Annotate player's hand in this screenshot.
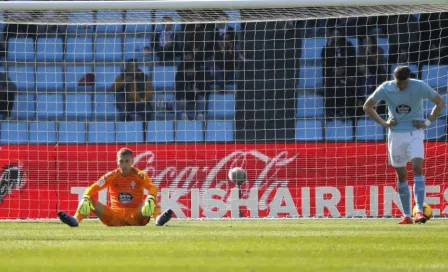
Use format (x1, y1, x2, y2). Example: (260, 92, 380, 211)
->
(383, 117, 396, 128)
(413, 120, 427, 129)
(77, 196, 95, 216)
(141, 195, 155, 217)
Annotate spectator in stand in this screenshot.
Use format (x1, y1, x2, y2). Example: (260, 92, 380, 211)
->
(0, 72, 17, 120)
(153, 16, 179, 63)
(419, 12, 448, 65)
(111, 59, 153, 121)
(324, 66, 358, 118)
(386, 14, 420, 64)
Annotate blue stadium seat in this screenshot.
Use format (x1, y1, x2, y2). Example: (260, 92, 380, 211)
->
(326, 120, 354, 141)
(348, 38, 358, 53)
(36, 94, 64, 120)
(116, 122, 144, 142)
(296, 94, 324, 117)
(7, 37, 34, 62)
(301, 38, 326, 60)
(356, 118, 385, 141)
(298, 65, 323, 89)
(152, 65, 176, 90)
(377, 38, 389, 57)
(421, 65, 448, 89)
(65, 37, 94, 62)
(206, 120, 234, 141)
(36, 65, 64, 91)
(11, 94, 35, 120)
(95, 65, 121, 91)
(390, 64, 418, 79)
(125, 37, 151, 60)
(94, 93, 120, 120)
(296, 120, 323, 140)
(424, 94, 447, 117)
(8, 65, 35, 91)
(29, 122, 57, 143)
(95, 37, 123, 62)
(0, 122, 28, 144)
(125, 10, 153, 33)
(58, 122, 86, 143)
(147, 121, 175, 142)
(0, 66, 4, 73)
(207, 93, 235, 119)
(36, 37, 64, 62)
(224, 10, 242, 31)
(96, 11, 123, 33)
(176, 121, 204, 142)
(426, 118, 447, 140)
(88, 122, 115, 143)
(67, 11, 94, 33)
(65, 94, 93, 120)
(65, 65, 94, 92)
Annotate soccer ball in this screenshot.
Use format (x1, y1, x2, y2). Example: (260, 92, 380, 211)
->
(228, 167, 247, 185)
(412, 203, 432, 222)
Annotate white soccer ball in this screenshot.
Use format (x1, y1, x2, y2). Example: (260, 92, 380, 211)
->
(228, 167, 247, 185)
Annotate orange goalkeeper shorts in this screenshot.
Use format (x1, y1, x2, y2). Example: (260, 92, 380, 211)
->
(99, 207, 151, 227)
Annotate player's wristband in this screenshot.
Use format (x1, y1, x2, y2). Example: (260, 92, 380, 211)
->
(424, 119, 432, 127)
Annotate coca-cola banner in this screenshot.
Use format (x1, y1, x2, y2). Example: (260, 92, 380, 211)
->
(0, 143, 447, 219)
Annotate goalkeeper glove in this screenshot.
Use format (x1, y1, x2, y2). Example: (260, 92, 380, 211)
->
(77, 196, 95, 216)
(141, 195, 156, 217)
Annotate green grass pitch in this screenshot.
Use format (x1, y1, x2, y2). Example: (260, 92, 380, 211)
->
(1, 219, 448, 271)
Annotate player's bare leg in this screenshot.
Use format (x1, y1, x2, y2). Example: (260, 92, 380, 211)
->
(411, 158, 426, 223)
(395, 166, 413, 224)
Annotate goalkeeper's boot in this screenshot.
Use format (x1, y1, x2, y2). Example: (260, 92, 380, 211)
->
(58, 211, 79, 227)
(397, 216, 413, 224)
(156, 209, 173, 226)
(414, 211, 427, 224)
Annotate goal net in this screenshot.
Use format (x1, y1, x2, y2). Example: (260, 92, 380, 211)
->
(0, 0, 447, 220)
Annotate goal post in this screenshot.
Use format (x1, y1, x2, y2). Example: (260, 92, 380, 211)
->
(0, 0, 447, 220)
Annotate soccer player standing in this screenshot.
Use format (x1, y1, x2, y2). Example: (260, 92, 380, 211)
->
(363, 66, 445, 224)
(58, 148, 172, 227)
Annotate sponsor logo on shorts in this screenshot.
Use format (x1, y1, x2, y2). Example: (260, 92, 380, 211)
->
(118, 192, 133, 203)
(396, 104, 411, 114)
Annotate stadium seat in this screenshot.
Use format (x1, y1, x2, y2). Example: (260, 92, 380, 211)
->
(152, 65, 176, 90)
(36, 94, 64, 120)
(146, 121, 175, 142)
(377, 37, 389, 57)
(176, 121, 204, 142)
(8, 65, 35, 91)
(88, 122, 115, 143)
(65, 64, 94, 92)
(67, 11, 94, 33)
(29, 122, 57, 143)
(206, 120, 234, 141)
(36, 37, 64, 62)
(58, 122, 86, 143)
(125, 37, 151, 60)
(390, 64, 418, 79)
(0, 122, 28, 144)
(298, 65, 323, 89)
(116, 122, 144, 142)
(11, 93, 35, 120)
(65, 94, 93, 120)
(95, 37, 123, 62)
(296, 94, 324, 117)
(7, 37, 34, 62)
(356, 118, 385, 141)
(348, 38, 358, 53)
(325, 119, 354, 141)
(96, 10, 123, 33)
(295, 120, 323, 140)
(65, 37, 94, 62)
(301, 38, 326, 60)
(93, 93, 120, 120)
(95, 65, 121, 91)
(125, 10, 153, 33)
(207, 93, 235, 119)
(36, 65, 64, 91)
(421, 65, 448, 89)
(426, 118, 447, 140)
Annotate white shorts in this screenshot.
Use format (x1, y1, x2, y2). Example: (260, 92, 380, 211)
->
(388, 130, 425, 168)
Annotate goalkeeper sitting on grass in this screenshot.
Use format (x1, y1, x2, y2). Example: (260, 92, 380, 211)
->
(58, 148, 172, 227)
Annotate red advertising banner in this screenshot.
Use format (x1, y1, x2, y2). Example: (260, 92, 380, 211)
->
(0, 143, 447, 219)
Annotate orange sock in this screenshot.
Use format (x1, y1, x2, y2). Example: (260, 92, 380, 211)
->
(74, 212, 87, 223)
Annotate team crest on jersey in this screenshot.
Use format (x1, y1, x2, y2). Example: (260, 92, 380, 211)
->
(396, 104, 411, 114)
(130, 181, 136, 189)
(97, 178, 105, 187)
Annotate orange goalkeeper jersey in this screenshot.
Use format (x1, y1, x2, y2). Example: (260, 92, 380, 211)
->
(84, 167, 157, 209)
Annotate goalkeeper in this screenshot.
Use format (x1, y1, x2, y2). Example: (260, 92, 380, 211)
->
(58, 148, 172, 227)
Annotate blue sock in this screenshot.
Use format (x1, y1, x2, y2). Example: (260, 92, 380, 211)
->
(414, 176, 425, 212)
(398, 181, 411, 217)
